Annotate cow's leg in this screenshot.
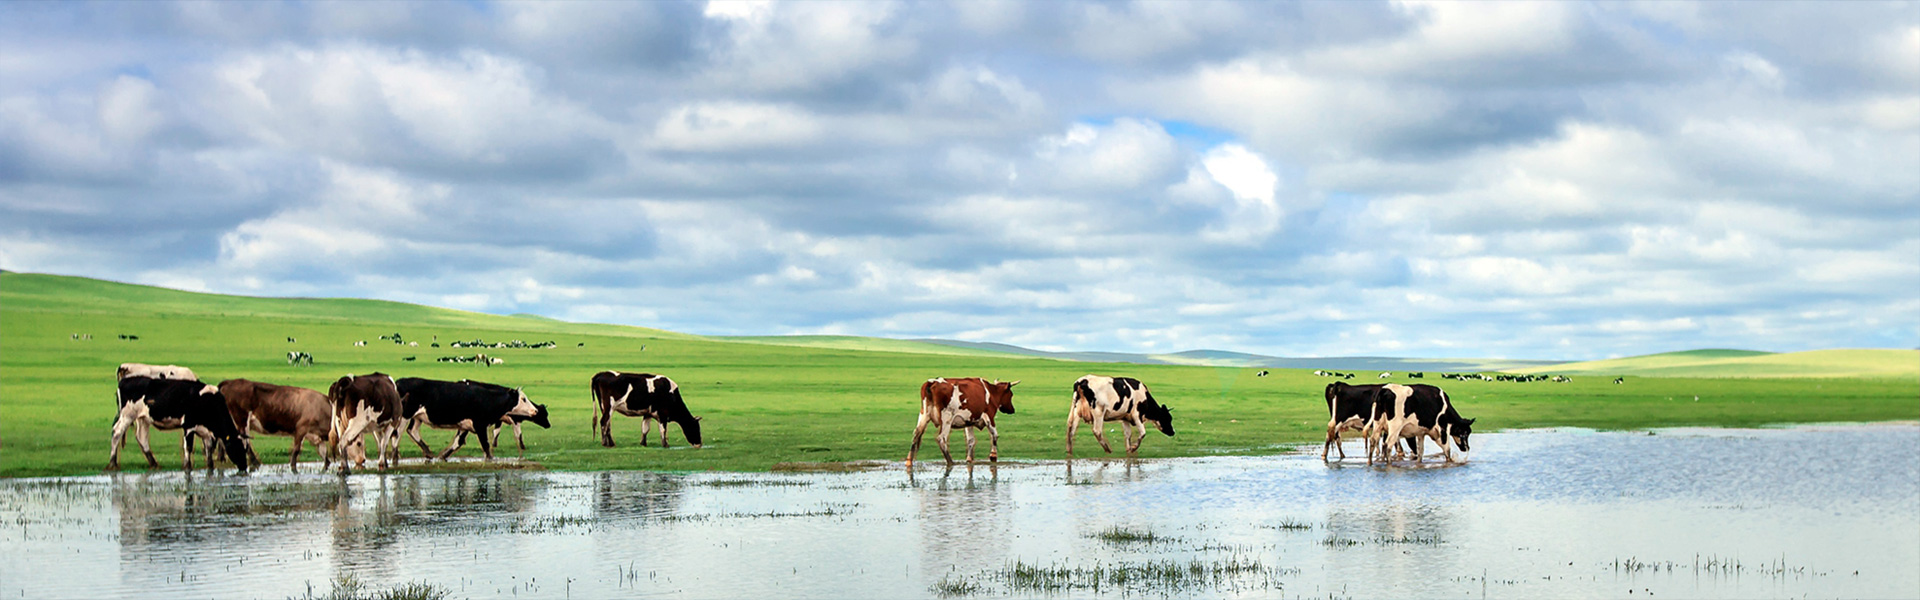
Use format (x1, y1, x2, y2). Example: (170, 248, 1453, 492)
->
(378, 425, 398, 469)
(1065, 408, 1081, 457)
(657, 418, 672, 449)
(599, 399, 616, 448)
(936, 420, 955, 465)
(987, 422, 1000, 462)
(476, 425, 494, 461)
(108, 411, 136, 470)
(1090, 409, 1114, 454)
(1322, 420, 1339, 461)
(963, 426, 977, 463)
(906, 411, 931, 466)
(1124, 419, 1142, 454)
(639, 414, 652, 446)
(512, 422, 526, 457)
(288, 435, 304, 473)
(181, 433, 194, 472)
(136, 422, 159, 468)
(406, 419, 435, 458)
(245, 435, 263, 470)
(438, 429, 469, 461)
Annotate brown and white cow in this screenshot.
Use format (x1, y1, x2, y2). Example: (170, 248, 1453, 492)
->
(1066, 375, 1174, 456)
(906, 377, 1017, 467)
(217, 379, 335, 473)
(328, 373, 404, 471)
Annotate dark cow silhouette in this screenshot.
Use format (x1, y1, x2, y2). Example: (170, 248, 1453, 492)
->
(396, 378, 549, 461)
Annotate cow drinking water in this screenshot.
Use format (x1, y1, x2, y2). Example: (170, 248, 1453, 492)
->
(329, 373, 404, 471)
(218, 379, 334, 473)
(110, 376, 250, 473)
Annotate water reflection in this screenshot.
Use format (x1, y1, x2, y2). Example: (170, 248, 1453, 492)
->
(0, 425, 1913, 599)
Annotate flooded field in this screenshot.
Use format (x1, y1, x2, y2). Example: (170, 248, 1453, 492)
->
(3, 424, 1915, 599)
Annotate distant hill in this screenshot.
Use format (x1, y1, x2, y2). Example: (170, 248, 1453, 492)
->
(911, 339, 1564, 373)
(1508, 349, 1917, 379)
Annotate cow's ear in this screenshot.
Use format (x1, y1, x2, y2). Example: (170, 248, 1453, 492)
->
(1465, 418, 1476, 425)
(695, 416, 703, 421)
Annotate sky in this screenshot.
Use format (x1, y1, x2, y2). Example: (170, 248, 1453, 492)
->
(1, 1, 1915, 360)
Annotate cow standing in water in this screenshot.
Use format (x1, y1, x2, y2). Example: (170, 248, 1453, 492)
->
(110, 376, 250, 473)
(589, 371, 703, 448)
(329, 373, 404, 471)
(1371, 383, 1476, 464)
(1066, 375, 1175, 456)
(218, 379, 335, 472)
(907, 377, 1017, 467)
(1322, 381, 1389, 461)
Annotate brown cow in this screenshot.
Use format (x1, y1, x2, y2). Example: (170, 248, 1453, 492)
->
(906, 377, 1018, 467)
(218, 379, 335, 473)
(328, 373, 403, 471)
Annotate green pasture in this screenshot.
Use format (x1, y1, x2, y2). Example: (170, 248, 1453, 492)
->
(1511, 348, 1919, 378)
(3, 272, 1916, 478)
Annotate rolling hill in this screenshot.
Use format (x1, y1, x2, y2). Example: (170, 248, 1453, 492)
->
(1508, 348, 1917, 379)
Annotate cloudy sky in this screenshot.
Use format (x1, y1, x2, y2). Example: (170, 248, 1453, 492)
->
(2, 1, 1915, 360)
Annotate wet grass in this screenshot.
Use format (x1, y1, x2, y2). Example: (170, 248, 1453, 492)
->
(1268, 518, 1313, 531)
(961, 556, 1290, 595)
(698, 478, 812, 488)
(1090, 525, 1175, 545)
(290, 575, 449, 600)
(6, 271, 1917, 477)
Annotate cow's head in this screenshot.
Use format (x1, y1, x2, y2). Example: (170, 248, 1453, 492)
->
(991, 380, 1019, 414)
(517, 389, 552, 428)
(1139, 398, 1175, 437)
(1451, 417, 1475, 452)
(681, 415, 703, 447)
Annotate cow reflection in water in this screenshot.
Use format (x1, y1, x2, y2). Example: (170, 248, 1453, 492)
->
(592, 472, 687, 521)
(114, 476, 353, 591)
(915, 467, 1014, 578)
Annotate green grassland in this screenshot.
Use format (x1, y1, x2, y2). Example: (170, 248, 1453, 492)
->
(3, 272, 1916, 478)
(1509, 348, 1919, 378)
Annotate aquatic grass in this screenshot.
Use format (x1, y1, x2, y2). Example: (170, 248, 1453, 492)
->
(1375, 534, 1444, 545)
(929, 575, 983, 597)
(1320, 535, 1362, 547)
(1268, 518, 1313, 531)
(698, 478, 812, 488)
(290, 575, 450, 600)
(1090, 525, 1174, 545)
(978, 556, 1290, 594)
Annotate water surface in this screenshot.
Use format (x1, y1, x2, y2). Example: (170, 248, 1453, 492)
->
(2, 425, 1915, 598)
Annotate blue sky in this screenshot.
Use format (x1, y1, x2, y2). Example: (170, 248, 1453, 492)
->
(1, 1, 1915, 360)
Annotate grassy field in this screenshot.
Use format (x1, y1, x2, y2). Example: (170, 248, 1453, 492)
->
(1509, 348, 1919, 378)
(3, 272, 1916, 478)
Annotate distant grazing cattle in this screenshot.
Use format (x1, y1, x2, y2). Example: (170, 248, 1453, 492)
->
(329, 373, 404, 471)
(1322, 381, 1388, 461)
(395, 378, 549, 461)
(117, 363, 197, 382)
(217, 379, 334, 472)
(1371, 383, 1475, 464)
(1066, 375, 1174, 456)
(1255, 370, 1270, 377)
(907, 377, 1017, 466)
(403, 356, 416, 361)
(589, 371, 703, 448)
(287, 337, 296, 343)
(1409, 372, 1424, 379)
(110, 376, 250, 473)
(118, 334, 139, 341)
(354, 340, 366, 347)
(1614, 377, 1625, 384)
(286, 351, 314, 365)
(1379, 372, 1392, 379)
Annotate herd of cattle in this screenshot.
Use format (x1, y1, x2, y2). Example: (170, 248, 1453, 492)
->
(105, 362, 1479, 475)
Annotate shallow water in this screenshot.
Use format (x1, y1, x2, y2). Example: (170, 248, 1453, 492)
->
(3, 425, 1916, 599)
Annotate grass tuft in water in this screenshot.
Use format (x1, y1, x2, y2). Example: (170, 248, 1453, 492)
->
(988, 556, 1285, 594)
(1269, 518, 1313, 531)
(1320, 535, 1362, 547)
(1091, 525, 1173, 544)
(290, 575, 450, 600)
(1374, 534, 1444, 545)
(929, 575, 984, 597)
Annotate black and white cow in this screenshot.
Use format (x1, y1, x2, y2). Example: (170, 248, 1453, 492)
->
(456, 380, 553, 458)
(1066, 375, 1174, 456)
(330, 373, 405, 471)
(396, 377, 550, 461)
(1371, 383, 1476, 464)
(1322, 381, 1390, 461)
(110, 376, 250, 473)
(589, 371, 703, 448)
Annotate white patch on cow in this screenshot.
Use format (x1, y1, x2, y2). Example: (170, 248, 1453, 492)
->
(507, 397, 540, 418)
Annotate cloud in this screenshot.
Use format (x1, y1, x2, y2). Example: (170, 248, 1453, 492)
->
(0, 1, 1914, 360)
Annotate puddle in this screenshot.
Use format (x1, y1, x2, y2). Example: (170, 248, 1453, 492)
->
(2, 425, 1915, 599)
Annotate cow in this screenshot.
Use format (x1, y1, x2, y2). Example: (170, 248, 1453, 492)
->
(117, 363, 196, 381)
(1614, 377, 1625, 384)
(1371, 383, 1476, 464)
(1066, 375, 1174, 456)
(395, 378, 550, 461)
(286, 351, 314, 365)
(1322, 381, 1388, 461)
(110, 377, 250, 473)
(589, 371, 703, 448)
(906, 377, 1017, 467)
(329, 373, 404, 471)
(1255, 370, 1270, 377)
(455, 379, 554, 458)
(217, 379, 335, 473)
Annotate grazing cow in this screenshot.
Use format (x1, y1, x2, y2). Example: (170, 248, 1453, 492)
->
(217, 379, 334, 472)
(1255, 370, 1270, 377)
(1371, 383, 1476, 464)
(286, 351, 314, 365)
(1614, 377, 1625, 384)
(1322, 381, 1389, 461)
(117, 363, 197, 382)
(110, 377, 250, 473)
(396, 378, 550, 461)
(354, 340, 366, 347)
(329, 373, 404, 471)
(1379, 372, 1392, 379)
(1066, 375, 1174, 456)
(589, 371, 704, 448)
(906, 377, 1018, 466)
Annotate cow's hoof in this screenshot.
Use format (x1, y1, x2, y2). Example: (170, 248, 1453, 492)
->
(601, 442, 615, 448)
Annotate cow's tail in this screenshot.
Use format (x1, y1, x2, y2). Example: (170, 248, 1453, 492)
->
(588, 381, 598, 435)
(919, 379, 937, 421)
